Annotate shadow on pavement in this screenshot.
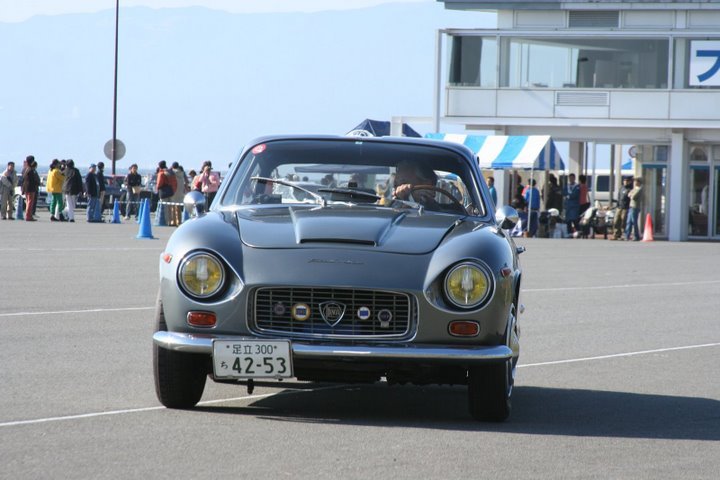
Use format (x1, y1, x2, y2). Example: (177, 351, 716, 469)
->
(194, 383, 720, 440)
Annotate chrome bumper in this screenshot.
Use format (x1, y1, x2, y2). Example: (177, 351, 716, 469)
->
(153, 331, 512, 363)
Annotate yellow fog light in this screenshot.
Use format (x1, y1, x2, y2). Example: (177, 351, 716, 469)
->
(179, 252, 225, 299)
(444, 263, 491, 309)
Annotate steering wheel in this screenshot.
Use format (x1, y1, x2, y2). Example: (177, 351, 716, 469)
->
(407, 185, 465, 213)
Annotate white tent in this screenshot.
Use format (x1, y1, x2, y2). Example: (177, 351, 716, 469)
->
(427, 134, 566, 236)
(425, 134, 565, 170)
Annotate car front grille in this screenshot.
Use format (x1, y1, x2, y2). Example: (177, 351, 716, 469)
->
(251, 287, 413, 339)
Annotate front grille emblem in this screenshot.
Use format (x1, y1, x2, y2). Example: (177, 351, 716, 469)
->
(319, 301, 346, 327)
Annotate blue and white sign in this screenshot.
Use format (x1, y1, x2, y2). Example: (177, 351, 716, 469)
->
(690, 41, 720, 86)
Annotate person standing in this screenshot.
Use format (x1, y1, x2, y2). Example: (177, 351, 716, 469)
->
(612, 177, 633, 240)
(47, 159, 66, 221)
(564, 173, 580, 236)
(486, 176, 497, 209)
(0, 161, 18, 220)
(22, 159, 41, 221)
(523, 179, 541, 237)
(124, 164, 142, 220)
(578, 174, 590, 217)
(62, 160, 83, 222)
(156, 161, 177, 223)
(625, 177, 644, 241)
(170, 162, 187, 226)
(193, 161, 221, 205)
(543, 173, 563, 212)
(95, 161, 107, 222)
(85, 164, 101, 223)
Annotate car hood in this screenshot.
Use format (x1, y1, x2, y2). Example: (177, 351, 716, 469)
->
(236, 206, 462, 254)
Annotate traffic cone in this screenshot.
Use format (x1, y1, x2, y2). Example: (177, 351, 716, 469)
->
(136, 199, 155, 239)
(642, 213, 654, 242)
(136, 198, 145, 224)
(154, 200, 167, 226)
(15, 196, 25, 220)
(111, 199, 121, 223)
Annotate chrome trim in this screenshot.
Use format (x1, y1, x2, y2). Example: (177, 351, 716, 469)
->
(249, 286, 416, 340)
(153, 331, 512, 363)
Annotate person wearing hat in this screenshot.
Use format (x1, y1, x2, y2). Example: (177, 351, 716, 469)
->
(62, 160, 83, 222)
(85, 164, 101, 223)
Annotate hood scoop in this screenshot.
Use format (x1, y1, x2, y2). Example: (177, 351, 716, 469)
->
(237, 206, 461, 254)
(290, 207, 398, 246)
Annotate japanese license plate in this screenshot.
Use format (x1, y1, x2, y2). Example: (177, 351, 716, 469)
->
(213, 339, 293, 379)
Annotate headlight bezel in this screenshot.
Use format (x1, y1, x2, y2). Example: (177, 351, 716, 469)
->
(442, 261, 494, 310)
(177, 251, 227, 300)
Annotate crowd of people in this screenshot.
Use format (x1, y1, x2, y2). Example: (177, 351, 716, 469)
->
(0, 155, 222, 225)
(488, 172, 644, 241)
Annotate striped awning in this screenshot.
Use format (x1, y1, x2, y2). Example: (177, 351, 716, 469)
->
(426, 133, 565, 171)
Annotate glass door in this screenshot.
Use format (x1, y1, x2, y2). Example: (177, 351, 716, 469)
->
(642, 165, 667, 237)
(688, 166, 709, 237)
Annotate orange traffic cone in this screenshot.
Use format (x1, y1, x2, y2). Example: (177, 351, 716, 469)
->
(642, 213, 654, 242)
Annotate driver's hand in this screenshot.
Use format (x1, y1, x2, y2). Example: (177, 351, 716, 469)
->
(393, 183, 412, 200)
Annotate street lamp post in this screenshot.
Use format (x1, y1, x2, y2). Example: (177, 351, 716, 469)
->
(112, 0, 119, 176)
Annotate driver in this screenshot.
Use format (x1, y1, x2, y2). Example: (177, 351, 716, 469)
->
(393, 160, 438, 203)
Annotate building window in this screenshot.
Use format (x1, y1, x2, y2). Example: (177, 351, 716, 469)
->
(502, 37, 668, 89)
(449, 36, 497, 87)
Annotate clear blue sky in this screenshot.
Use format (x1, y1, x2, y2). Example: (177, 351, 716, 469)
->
(1, 1, 490, 171)
(0, 0, 433, 23)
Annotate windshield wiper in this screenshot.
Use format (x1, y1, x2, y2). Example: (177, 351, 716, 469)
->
(251, 176, 326, 207)
(317, 187, 380, 203)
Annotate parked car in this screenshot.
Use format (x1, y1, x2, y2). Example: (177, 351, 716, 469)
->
(152, 135, 524, 421)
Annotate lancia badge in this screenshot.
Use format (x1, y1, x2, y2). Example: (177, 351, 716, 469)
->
(319, 301, 346, 327)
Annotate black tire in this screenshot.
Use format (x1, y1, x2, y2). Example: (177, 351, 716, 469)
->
(468, 302, 516, 422)
(467, 360, 512, 422)
(153, 295, 207, 408)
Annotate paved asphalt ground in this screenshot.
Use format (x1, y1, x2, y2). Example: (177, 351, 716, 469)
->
(1, 211, 719, 479)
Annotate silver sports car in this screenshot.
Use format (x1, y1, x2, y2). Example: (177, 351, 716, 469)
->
(153, 135, 524, 421)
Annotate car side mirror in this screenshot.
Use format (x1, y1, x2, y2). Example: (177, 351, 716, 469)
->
(184, 191, 206, 218)
(495, 205, 519, 230)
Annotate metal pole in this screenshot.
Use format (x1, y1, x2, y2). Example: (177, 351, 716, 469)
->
(112, 0, 119, 176)
(432, 29, 442, 133)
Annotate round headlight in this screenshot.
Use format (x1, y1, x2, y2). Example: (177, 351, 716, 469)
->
(179, 252, 225, 299)
(444, 263, 492, 309)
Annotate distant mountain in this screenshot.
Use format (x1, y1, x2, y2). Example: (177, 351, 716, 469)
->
(0, 3, 494, 170)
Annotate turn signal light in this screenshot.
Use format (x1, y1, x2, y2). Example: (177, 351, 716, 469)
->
(187, 311, 217, 327)
(448, 321, 480, 337)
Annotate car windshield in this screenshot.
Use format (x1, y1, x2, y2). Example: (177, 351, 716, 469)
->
(219, 139, 486, 216)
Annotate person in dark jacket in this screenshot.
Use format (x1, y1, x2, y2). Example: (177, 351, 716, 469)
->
(95, 161, 107, 221)
(124, 163, 142, 220)
(62, 159, 83, 222)
(85, 164, 101, 223)
(21, 158, 41, 221)
(611, 176, 633, 240)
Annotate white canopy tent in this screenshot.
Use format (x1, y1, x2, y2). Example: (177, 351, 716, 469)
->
(427, 134, 566, 235)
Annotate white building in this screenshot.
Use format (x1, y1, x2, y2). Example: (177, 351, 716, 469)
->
(433, 0, 720, 240)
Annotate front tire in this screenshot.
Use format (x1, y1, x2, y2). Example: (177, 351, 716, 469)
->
(153, 295, 207, 408)
(467, 360, 512, 422)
